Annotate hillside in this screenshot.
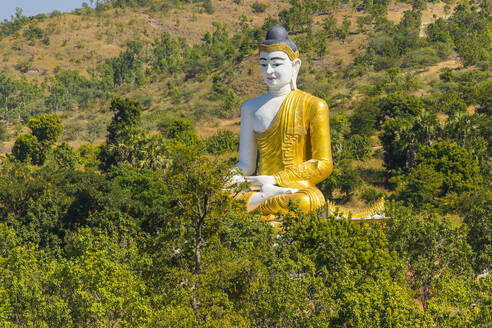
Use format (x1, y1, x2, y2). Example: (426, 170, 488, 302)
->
(0, 0, 490, 212)
(0, 1, 467, 127)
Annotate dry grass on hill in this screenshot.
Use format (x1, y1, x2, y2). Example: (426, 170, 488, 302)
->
(0, 0, 467, 160)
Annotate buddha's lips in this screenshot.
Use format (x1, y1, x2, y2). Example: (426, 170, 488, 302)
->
(267, 77, 275, 80)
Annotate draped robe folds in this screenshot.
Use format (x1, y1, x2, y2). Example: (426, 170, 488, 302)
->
(239, 89, 333, 214)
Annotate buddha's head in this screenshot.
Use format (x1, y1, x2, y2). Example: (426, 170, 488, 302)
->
(259, 25, 301, 91)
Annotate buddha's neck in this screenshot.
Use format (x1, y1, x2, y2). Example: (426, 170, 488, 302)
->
(268, 84, 292, 97)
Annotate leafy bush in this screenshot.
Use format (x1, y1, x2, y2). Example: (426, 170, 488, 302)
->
(15, 61, 33, 73)
(349, 98, 379, 137)
(27, 113, 63, 146)
(380, 111, 440, 174)
(23, 24, 45, 41)
(385, 203, 474, 310)
(206, 130, 238, 154)
(251, 2, 268, 13)
(100, 99, 168, 170)
(396, 141, 482, 209)
(86, 117, 107, 143)
(52, 142, 80, 169)
(203, 0, 214, 14)
(12, 133, 45, 165)
(379, 93, 424, 124)
(360, 187, 385, 204)
(346, 134, 372, 161)
(402, 47, 441, 68)
(475, 80, 491, 115)
(216, 90, 240, 118)
(158, 116, 198, 143)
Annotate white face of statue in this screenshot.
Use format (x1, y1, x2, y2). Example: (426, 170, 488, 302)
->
(259, 50, 300, 90)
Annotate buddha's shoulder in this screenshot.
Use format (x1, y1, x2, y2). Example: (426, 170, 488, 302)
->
(241, 94, 270, 112)
(294, 89, 328, 110)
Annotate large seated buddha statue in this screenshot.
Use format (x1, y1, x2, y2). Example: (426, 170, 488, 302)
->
(231, 25, 333, 214)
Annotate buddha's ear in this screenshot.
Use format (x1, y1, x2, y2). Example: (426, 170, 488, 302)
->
(291, 58, 301, 90)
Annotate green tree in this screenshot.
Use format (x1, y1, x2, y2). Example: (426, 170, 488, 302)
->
(10, 113, 64, 165)
(46, 79, 72, 112)
(62, 228, 151, 327)
(443, 111, 477, 148)
(447, 2, 491, 66)
(346, 134, 372, 161)
(385, 203, 474, 311)
(416, 141, 482, 196)
(0, 224, 71, 327)
(395, 163, 444, 209)
(219, 90, 240, 118)
(336, 160, 361, 200)
(100, 98, 167, 170)
(12, 133, 45, 165)
(278, 1, 313, 33)
(349, 98, 379, 137)
(158, 116, 200, 146)
(396, 142, 482, 209)
(164, 142, 236, 275)
(475, 80, 491, 115)
(106, 98, 141, 143)
(330, 114, 351, 163)
(52, 142, 80, 169)
(378, 92, 423, 125)
(426, 272, 486, 326)
(251, 2, 267, 13)
(27, 113, 63, 147)
(381, 110, 439, 174)
(23, 24, 45, 41)
(152, 32, 185, 74)
(334, 276, 430, 327)
(335, 16, 351, 42)
(459, 189, 492, 273)
(314, 30, 328, 57)
(280, 208, 429, 326)
(203, 0, 214, 14)
(206, 129, 238, 154)
(98, 40, 144, 87)
(380, 117, 414, 172)
(360, 187, 386, 205)
(436, 90, 467, 116)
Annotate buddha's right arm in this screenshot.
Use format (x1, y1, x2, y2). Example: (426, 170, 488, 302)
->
(237, 104, 257, 176)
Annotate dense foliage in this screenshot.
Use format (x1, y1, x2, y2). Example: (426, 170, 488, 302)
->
(0, 94, 489, 325)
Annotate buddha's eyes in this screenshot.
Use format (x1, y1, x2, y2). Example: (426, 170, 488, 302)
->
(260, 62, 283, 67)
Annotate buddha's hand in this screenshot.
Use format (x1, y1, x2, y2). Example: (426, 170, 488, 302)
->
(261, 184, 298, 197)
(229, 174, 246, 185)
(244, 175, 277, 186)
(225, 166, 246, 188)
(246, 176, 298, 196)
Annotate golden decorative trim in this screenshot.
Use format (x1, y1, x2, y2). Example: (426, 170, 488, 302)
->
(259, 43, 300, 60)
(327, 198, 385, 220)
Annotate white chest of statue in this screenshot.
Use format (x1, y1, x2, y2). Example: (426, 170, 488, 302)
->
(249, 93, 289, 133)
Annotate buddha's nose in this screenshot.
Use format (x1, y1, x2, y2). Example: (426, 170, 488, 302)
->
(266, 64, 274, 74)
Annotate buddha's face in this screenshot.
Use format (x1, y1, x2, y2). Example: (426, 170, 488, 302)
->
(260, 51, 300, 90)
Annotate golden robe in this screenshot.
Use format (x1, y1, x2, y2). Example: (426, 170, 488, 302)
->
(252, 89, 333, 214)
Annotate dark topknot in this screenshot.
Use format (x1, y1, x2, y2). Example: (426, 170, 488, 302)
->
(261, 25, 298, 53)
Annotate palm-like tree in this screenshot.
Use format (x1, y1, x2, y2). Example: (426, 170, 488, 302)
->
(444, 111, 477, 147)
